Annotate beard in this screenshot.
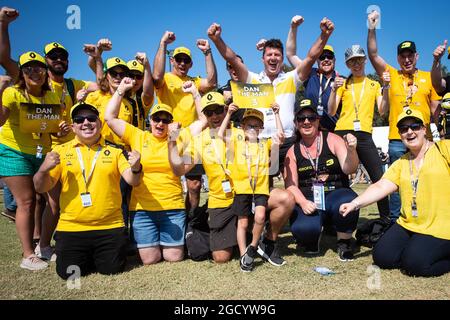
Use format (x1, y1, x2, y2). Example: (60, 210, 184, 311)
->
(48, 63, 68, 76)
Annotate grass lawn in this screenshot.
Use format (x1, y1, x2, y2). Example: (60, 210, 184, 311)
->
(0, 183, 448, 300)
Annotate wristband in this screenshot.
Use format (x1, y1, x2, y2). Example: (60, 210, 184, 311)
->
(350, 199, 361, 210)
(116, 88, 124, 96)
(203, 48, 212, 56)
(131, 164, 142, 174)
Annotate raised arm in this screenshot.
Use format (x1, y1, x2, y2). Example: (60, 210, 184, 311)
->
(197, 39, 217, 93)
(83, 43, 105, 85)
(331, 133, 359, 175)
(0, 7, 20, 80)
(328, 76, 345, 116)
(135, 52, 154, 108)
(297, 17, 334, 82)
(218, 103, 237, 141)
(0, 75, 12, 126)
(286, 15, 304, 68)
(153, 31, 176, 89)
(120, 150, 142, 187)
(431, 40, 448, 95)
(367, 11, 387, 76)
(168, 122, 195, 176)
(182, 80, 207, 136)
(378, 71, 391, 116)
(87, 38, 111, 77)
(33, 152, 60, 193)
(104, 77, 135, 138)
(208, 23, 249, 82)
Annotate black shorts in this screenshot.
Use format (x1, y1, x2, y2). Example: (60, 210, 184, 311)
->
(185, 164, 205, 179)
(232, 194, 269, 217)
(208, 206, 237, 251)
(270, 135, 296, 177)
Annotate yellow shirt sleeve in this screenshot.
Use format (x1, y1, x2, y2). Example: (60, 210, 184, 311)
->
(382, 155, 403, 186)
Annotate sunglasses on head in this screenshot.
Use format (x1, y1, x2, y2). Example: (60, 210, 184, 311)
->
(73, 115, 98, 124)
(108, 69, 128, 79)
(319, 54, 334, 61)
(22, 65, 46, 75)
(203, 105, 225, 117)
(129, 73, 143, 80)
(47, 51, 68, 61)
(398, 122, 422, 134)
(152, 116, 172, 124)
(296, 115, 319, 122)
(174, 56, 192, 64)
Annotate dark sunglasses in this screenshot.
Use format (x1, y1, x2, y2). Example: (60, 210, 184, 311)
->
(152, 116, 172, 124)
(246, 124, 262, 130)
(398, 123, 422, 134)
(296, 115, 319, 122)
(109, 69, 128, 79)
(203, 106, 225, 117)
(22, 65, 46, 75)
(130, 73, 143, 80)
(46, 51, 69, 61)
(319, 54, 334, 61)
(73, 115, 98, 124)
(174, 56, 192, 64)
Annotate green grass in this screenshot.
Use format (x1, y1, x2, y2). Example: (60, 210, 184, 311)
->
(0, 183, 449, 300)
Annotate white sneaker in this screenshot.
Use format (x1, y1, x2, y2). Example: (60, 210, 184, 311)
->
(20, 254, 48, 271)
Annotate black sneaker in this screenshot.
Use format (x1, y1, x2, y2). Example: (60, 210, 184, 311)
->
(337, 239, 354, 262)
(240, 245, 257, 272)
(257, 239, 286, 267)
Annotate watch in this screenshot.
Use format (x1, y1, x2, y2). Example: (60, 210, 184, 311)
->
(116, 88, 124, 96)
(131, 164, 142, 174)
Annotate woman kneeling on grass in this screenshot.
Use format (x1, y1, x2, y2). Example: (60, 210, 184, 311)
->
(340, 109, 450, 277)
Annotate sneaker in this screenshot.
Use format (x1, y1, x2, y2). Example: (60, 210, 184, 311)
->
(337, 239, 354, 262)
(240, 245, 257, 272)
(20, 254, 48, 271)
(0, 209, 16, 221)
(35, 244, 56, 262)
(257, 239, 286, 267)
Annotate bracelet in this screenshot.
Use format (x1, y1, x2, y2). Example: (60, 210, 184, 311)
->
(382, 85, 391, 89)
(116, 88, 124, 96)
(203, 48, 212, 56)
(193, 93, 201, 100)
(351, 199, 361, 210)
(131, 164, 142, 174)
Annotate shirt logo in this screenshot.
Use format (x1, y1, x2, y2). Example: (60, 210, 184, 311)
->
(104, 150, 111, 156)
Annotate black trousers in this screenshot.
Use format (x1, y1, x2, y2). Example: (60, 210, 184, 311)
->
(373, 223, 450, 277)
(55, 227, 127, 280)
(335, 130, 390, 217)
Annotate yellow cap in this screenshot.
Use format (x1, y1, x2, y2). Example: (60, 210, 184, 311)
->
(44, 42, 68, 55)
(127, 60, 144, 73)
(323, 45, 334, 54)
(19, 51, 46, 68)
(173, 47, 192, 59)
(242, 109, 264, 123)
(201, 92, 225, 111)
(396, 108, 425, 127)
(104, 57, 128, 72)
(150, 104, 173, 117)
(442, 92, 450, 110)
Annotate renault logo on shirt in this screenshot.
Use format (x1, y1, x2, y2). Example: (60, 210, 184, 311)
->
(104, 150, 111, 156)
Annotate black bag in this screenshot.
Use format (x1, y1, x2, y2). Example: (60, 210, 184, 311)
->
(356, 217, 393, 248)
(185, 202, 211, 261)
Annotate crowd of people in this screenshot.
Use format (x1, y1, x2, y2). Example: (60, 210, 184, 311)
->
(0, 7, 449, 278)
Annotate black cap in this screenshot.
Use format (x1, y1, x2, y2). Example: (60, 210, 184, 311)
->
(70, 102, 99, 119)
(397, 41, 416, 55)
(295, 99, 318, 115)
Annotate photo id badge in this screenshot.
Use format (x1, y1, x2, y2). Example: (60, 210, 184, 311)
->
(81, 192, 93, 208)
(221, 180, 232, 193)
(353, 120, 361, 132)
(317, 105, 324, 116)
(411, 198, 418, 218)
(313, 182, 325, 210)
(36, 145, 43, 159)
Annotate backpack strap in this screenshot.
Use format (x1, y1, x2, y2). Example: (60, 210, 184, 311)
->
(64, 78, 75, 105)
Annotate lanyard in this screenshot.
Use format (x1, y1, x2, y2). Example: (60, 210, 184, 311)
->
(402, 71, 418, 106)
(211, 134, 230, 176)
(76, 146, 102, 192)
(245, 141, 261, 195)
(301, 133, 322, 180)
(351, 78, 366, 120)
(49, 80, 67, 105)
(408, 141, 428, 202)
(318, 73, 332, 106)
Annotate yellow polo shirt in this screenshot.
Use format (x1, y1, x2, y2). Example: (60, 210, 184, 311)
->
(383, 141, 450, 240)
(229, 129, 271, 195)
(85, 90, 133, 147)
(121, 123, 190, 211)
(156, 73, 202, 128)
(0, 86, 56, 155)
(335, 76, 381, 133)
(50, 136, 129, 232)
(187, 127, 236, 209)
(386, 65, 441, 140)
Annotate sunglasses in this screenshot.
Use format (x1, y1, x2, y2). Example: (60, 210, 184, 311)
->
(129, 73, 143, 80)
(174, 56, 192, 64)
(73, 115, 98, 124)
(398, 123, 422, 134)
(245, 124, 262, 130)
(347, 58, 365, 67)
(22, 65, 46, 75)
(152, 116, 172, 124)
(108, 69, 128, 79)
(203, 106, 225, 117)
(319, 54, 334, 61)
(46, 51, 68, 61)
(296, 115, 319, 123)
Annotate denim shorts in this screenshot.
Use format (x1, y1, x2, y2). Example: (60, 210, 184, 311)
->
(130, 209, 186, 248)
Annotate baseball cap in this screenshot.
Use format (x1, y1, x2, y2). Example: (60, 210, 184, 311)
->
(127, 60, 144, 74)
(322, 45, 334, 55)
(150, 104, 173, 117)
(296, 99, 318, 115)
(173, 47, 192, 59)
(242, 109, 264, 123)
(396, 108, 424, 127)
(104, 57, 129, 72)
(44, 42, 68, 56)
(201, 92, 225, 111)
(441, 92, 450, 110)
(397, 41, 417, 55)
(18, 51, 47, 68)
(70, 102, 99, 119)
(345, 45, 366, 62)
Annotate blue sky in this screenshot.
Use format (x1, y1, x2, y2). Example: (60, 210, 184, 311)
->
(4, 0, 450, 85)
